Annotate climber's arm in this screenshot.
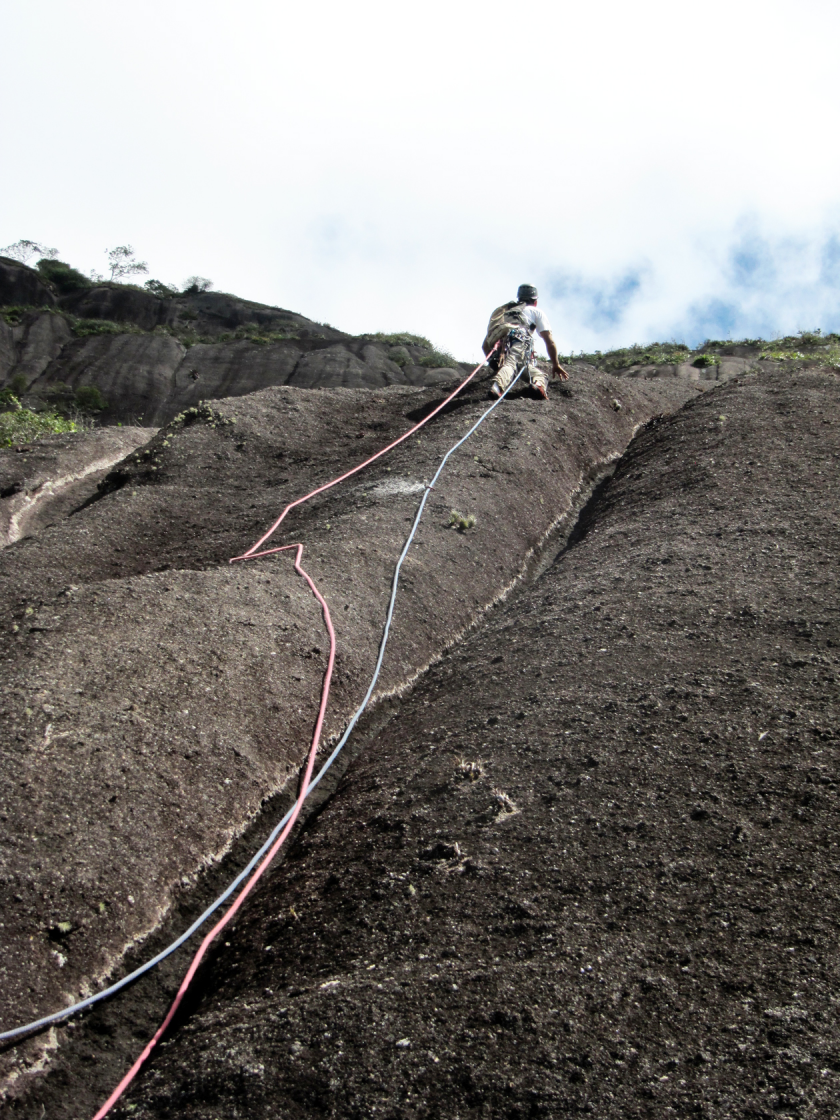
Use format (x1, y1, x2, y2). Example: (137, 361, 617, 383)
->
(539, 330, 569, 381)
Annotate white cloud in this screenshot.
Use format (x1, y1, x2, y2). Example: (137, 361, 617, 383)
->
(2, 0, 839, 358)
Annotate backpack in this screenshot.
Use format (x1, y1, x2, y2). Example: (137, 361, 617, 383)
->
(482, 301, 530, 351)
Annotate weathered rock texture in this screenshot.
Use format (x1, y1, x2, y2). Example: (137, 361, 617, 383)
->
(106, 366, 838, 1120)
(0, 258, 338, 342)
(0, 427, 154, 547)
(0, 368, 698, 1113)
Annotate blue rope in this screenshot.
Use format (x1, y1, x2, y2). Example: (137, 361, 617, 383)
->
(0, 361, 527, 1042)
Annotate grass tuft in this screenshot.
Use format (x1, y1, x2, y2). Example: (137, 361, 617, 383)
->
(69, 317, 143, 338)
(364, 331, 433, 348)
(457, 759, 485, 782)
(491, 789, 520, 820)
(449, 509, 476, 532)
(419, 350, 460, 370)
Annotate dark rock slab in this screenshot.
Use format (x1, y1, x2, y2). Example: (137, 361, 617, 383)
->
(0, 257, 56, 310)
(288, 344, 405, 389)
(0, 258, 342, 342)
(0, 370, 699, 1113)
(178, 290, 348, 341)
(53, 279, 345, 342)
(5, 310, 74, 390)
(0, 317, 18, 382)
(111, 368, 840, 1120)
(27, 332, 186, 425)
(611, 360, 759, 383)
(58, 285, 172, 331)
(168, 341, 302, 418)
(11, 325, 470, 426)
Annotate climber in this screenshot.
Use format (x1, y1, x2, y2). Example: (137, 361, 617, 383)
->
(482, 284, 569, 400)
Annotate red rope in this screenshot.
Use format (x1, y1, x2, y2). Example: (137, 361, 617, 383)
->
(92, 544, 335, 1119)
(238, 356, 490, 559)
(92, 352, 494, 1116)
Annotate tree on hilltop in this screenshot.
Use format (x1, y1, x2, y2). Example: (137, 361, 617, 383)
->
(106, 245, 149, 283)
(183, 275, 213, 293)
(144, 279, 180, 298)
(1, 240, 59, 264)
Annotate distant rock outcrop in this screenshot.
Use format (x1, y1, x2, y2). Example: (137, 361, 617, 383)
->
(0, 256, 56, 310)
(0, 260, 461, 425)
(57, 283, 171, 331)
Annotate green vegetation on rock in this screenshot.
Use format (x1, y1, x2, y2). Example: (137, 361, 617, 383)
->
(698, 338, 765, 351)
(41, 381, 108, 418)
(361, 332, 463, 367)
(419, 349, 460, 369)
(564, 329, 840, 372)
(756, 332, 840, 365)
(215, 325, 300, 345)
(0, 388, 21, 412)
(0, 406, 77, 447)
(36, 258, 91, 293)
(144, 279, 180, 298)
(364, 331, 433, 348)
(566, 342, 690, 370)
(388, 346, 411, 367)
(73, 385, 108, 412)
(449, 509, 476, 531)
(0, 304, 47, 326)
(68, 316, 143, 338)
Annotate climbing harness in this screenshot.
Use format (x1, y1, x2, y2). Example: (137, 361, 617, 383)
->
(492, 328, 536, 395)
(1, 345, 533, 1118)
(503, 326, 535, 365)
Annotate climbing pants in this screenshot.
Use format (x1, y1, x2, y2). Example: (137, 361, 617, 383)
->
(494, 335, 549, 394)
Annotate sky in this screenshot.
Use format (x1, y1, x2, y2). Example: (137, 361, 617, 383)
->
(2, 0, 839, 360)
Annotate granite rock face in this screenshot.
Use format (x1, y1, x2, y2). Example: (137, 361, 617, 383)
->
(30, 332, 187, 425)
(53, 285, 351, 340)
(0, 368, 699, 1114)
(7, 327, 458, 425)
(3, 258, 811, 432)
(0, 256, 56, 311)
(116, 368, 839, 1120)
(0, 319, 14, 382)
(615, 356, 760, 383)
(10, 312, 74, 388)
(58, 284, 171, 331)
(4, 255, 838, 1117)
(172, 288, 350, 340)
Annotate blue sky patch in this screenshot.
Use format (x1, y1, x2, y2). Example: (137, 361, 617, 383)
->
(548, 267, 646, 331)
